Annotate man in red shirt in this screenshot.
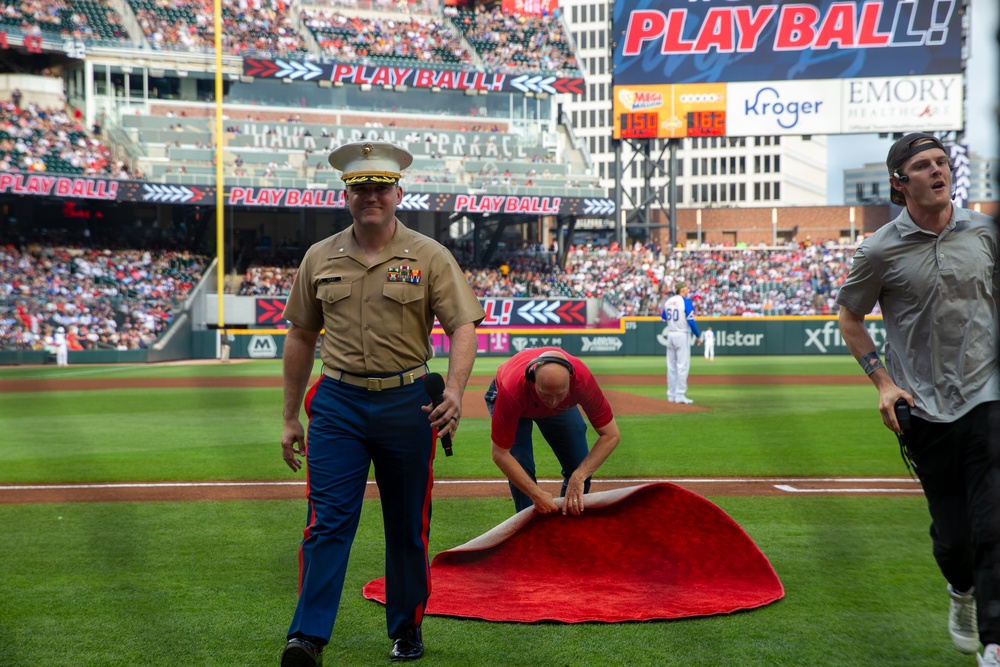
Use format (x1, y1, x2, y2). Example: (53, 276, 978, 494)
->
(486, 347, 621, 514)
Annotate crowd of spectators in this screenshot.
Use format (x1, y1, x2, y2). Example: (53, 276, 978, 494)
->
(484, 242, 858, 317)
(235, 262, 296, 296)
(0, 244, 208, 352)
(663, 243, 857, 317)
(302, 9, 472, 66)
(0, 235, 862, 353)
(1, 0, 130, 42)
(2, 0, 578, 73)
(0, 99, 125, 177)
(132, 0, 307, 55)
(230, 241, 861, 318)
(448, 5, 579, 75)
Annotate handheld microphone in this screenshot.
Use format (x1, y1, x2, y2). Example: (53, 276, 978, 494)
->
(893, 171, 909, 182)
(423, 372, 452, 456)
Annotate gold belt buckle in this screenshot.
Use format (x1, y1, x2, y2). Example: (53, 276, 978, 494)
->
(403, 371, 415, 386)
(367, 377, 383, 391)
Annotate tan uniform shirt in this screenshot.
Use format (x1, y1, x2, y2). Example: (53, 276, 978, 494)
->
(283, 220, 485, 375)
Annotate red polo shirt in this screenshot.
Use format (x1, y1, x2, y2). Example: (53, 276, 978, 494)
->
(491, 347, 614, 449)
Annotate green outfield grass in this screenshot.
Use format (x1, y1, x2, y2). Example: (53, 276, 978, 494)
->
(0, 353, 861, 380)
(0, 356, 965, 666)
(0, 356, 889, 484)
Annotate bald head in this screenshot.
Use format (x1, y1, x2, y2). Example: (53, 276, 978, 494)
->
(532, 354, 572, 408)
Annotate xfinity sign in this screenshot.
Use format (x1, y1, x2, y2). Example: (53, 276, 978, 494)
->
(802, 321, 886, 354)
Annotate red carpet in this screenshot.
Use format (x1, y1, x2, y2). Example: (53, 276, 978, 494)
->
(363, 483, 783, 623)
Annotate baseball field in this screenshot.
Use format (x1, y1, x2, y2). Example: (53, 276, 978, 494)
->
(0, 355, 972, 666)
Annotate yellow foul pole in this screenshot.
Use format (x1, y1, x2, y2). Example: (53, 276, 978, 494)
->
(214, 0, 225, 329)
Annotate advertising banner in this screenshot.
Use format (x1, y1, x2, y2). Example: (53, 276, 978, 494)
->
(243, 60, 584, 95)
(614, 0, 964, 85)
(612, 0, 966, 139)
(0, 175, 615, 218)
(501, 0, 559, 16)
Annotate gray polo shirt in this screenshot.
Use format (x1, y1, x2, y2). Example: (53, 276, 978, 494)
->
(836, 206, 1000, 422)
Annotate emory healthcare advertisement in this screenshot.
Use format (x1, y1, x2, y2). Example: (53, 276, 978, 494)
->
(611, 0, 966, 139)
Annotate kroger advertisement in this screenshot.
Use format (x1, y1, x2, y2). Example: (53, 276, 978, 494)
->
(612, 0, 966, 139)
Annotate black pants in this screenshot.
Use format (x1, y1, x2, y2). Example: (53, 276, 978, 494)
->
(906, 401, 1000, 644)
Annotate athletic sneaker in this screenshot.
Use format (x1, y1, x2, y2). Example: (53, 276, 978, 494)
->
(948, 584, 979, 655)
(979, 644, 1000, 667)
(674, 396, 694, 404)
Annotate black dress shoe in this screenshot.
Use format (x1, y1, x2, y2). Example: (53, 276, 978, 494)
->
(389, 626, 424, 662)
(281, 637, 323, 667)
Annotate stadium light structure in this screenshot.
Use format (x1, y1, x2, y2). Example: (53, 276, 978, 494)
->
(318, 80, 332, 88)
(394, 84, 407, 92)
(149, 68, 165, 77)
(431, 86, 441, 93)
(240, 75, 254, 84)
(282, 77, 293, 85)
(360, 83, 372, 92)
(175, 70, 188, 78)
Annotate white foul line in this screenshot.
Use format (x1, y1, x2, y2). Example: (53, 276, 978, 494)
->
(774, 484, 921, 494)
(0, 478, 922, 492)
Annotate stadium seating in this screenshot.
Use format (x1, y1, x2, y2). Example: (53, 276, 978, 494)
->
(448, 5, 579, 75)
(127, 0, 308, 55)
(0, 245, 209, 351)
(230, 244, 857, 318)
(0, 100, 119, 177)
(301, 9, 474, 68)
(0, 0, 131, 44)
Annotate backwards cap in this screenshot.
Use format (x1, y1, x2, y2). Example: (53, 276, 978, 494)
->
(886, 132, 947, 206)
(328, 141, 413, 186)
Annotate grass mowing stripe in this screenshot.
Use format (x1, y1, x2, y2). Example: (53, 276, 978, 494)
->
(0, 355, 863, 380)
(0, 383, 900, 483)
(0, 497, 963, 667)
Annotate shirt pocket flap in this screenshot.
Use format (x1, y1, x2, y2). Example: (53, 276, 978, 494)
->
(382, 282, 425, 305)
(317, 282, 352, 303)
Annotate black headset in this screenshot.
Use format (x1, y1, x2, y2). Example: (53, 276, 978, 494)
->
(524, 356, 574, 382)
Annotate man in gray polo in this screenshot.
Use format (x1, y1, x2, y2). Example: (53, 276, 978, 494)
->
(837, 132, 1000, 665)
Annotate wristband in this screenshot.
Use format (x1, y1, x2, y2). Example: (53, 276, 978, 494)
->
(860, 351, 884, 376)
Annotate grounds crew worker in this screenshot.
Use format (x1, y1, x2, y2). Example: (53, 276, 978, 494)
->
(279, 141, 485, 666)
(485, 347, 620, 515)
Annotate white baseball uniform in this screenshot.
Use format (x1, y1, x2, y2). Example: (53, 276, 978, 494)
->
(661, 295, 701, 402)
(703, 329, 715, 361)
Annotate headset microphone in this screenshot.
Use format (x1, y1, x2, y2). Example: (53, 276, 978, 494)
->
(423, 373, 452, 456)
(893, 171, 909, 183)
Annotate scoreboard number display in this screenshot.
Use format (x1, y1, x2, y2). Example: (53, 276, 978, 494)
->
(619, 112, 658, 139)
(686, 110, 726, 137)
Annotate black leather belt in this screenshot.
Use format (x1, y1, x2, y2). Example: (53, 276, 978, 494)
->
(323, 364, 429, 391)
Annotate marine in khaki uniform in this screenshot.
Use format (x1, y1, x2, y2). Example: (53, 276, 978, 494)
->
(279, 141, 485, 666)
